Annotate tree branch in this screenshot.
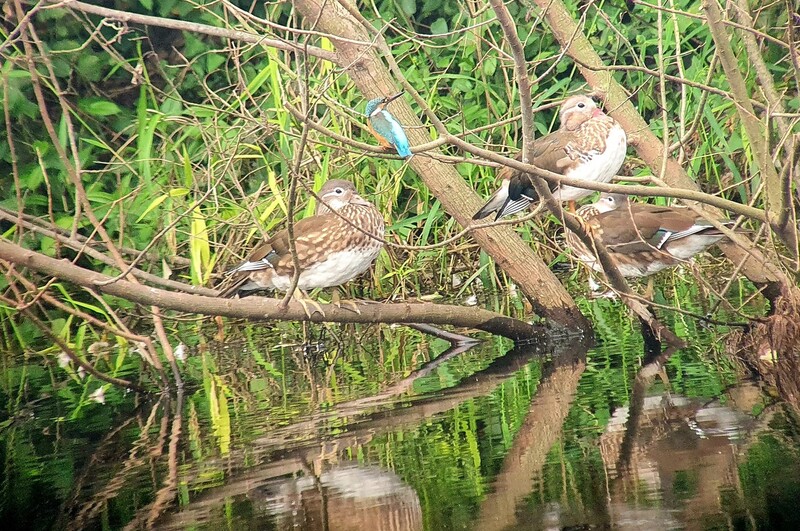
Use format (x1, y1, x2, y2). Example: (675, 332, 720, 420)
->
(47, 0, 339, 64)
(287, 0, 591, 330)
(0, 239, 544, 341)
(530, 0, 799, 302)
(0, 292, 145, 392)
(490, 0, 682, 345)
(703, 0, 798, 256)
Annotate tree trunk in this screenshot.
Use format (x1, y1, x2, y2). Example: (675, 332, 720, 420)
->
(531, 0, 799, 304)
(290, 0, 591, 331)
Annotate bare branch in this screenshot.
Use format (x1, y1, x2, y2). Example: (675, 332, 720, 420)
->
(0, 239, 545, 341)
(45, 0, 339, 64)
(530, 0, 799, 299)
(703, 0, 797, 255)
(490, 0, 682, 345)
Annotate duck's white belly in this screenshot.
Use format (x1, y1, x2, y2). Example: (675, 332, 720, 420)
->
(555, 126, 627, 202)
(667, 235, 726, 260)
(575, 254, 675, 278)
(271, 247, 382, 291)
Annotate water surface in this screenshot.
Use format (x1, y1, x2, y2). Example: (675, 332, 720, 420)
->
(2, 300, 799, 530)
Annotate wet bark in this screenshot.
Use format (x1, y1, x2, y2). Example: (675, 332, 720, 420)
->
(289, 0, 590, 331)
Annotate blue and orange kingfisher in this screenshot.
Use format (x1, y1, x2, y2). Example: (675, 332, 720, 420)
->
(365, 92, 413, 159)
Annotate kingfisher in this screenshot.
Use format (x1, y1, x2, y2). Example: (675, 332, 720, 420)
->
(365, 92, 413, 159)
(473, 95, 627, 220)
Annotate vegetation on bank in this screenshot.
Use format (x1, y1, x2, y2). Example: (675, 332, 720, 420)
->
(1, 1, 799, 528)
(0, 0, 798, 386)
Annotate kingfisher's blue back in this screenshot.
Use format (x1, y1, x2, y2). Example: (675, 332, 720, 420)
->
(365, 98, 413, 158)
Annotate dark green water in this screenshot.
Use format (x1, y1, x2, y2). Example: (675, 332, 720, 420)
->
(2, 296, 800, 530)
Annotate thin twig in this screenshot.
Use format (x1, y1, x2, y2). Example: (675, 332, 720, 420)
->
(43, 0, 338, 63)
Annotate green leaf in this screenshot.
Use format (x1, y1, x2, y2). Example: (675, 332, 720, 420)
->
(5, 70, 31, 79)
(81, 138, 111, 150)
(430, 18, 448, 35)
(399, 0, 417, 16)
(136, 188, 189, 222)
(157, 0, 177, 16)
(80, 99, 121, 117)
(190, 207, 210, 286)
(206, 53, 226, 73)
(483, 57, 497, 77)
(160, 98, 183, 116)
(452, 78, 473, 93)
(77, 55, 102, 82)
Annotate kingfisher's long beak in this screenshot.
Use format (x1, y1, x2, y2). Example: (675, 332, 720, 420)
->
(385, 91, 404, 104)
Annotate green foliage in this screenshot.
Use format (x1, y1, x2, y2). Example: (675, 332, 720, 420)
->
(2, 0, 789, 309)
(0, 1, 797, 525)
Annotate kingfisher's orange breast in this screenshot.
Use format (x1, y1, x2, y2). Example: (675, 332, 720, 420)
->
(368, 120, 394, 148)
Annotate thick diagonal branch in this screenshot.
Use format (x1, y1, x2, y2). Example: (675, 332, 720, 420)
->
(490, 0, 682, 345)
(288, 0, 590, 330)
(530, 0, 799, 303)
(703, 0, 797, 256)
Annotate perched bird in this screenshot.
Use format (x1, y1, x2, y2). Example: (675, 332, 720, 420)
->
(565, 193, 737, 278)
(220, 180, 385, 314)
(473, 95, 627, 220)
(365, 92, 413, 159)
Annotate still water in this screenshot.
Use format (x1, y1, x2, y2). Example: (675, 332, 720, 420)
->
(2, 297, 800, 530)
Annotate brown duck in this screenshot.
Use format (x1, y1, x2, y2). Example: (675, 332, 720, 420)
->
(565, 193, 737, 278)
(219, 180, 385, 300)
(473, 95, 627, 221)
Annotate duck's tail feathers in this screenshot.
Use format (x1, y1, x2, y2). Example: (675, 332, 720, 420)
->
(494, 197, 533, 220)
(473, 182, 510, 220)
(219, 279, 273, 299)
(219, 253, 277, 298)
(224, 251, 278, 275)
